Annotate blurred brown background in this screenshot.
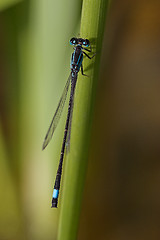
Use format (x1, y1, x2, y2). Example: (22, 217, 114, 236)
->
(79, 0, 160, 239)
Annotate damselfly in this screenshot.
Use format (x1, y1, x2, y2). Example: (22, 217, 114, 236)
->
(42, 37, 95, 208)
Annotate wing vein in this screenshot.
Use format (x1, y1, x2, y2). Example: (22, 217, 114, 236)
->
(42, 74, 71, 150)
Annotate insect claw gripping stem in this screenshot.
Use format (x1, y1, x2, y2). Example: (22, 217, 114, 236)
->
(81, 63, 89, 77)
(42, 37, 96, 208)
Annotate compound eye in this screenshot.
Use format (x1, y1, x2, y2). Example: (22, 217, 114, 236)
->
(83, 39, 90, 47)
(70, 38, 78, 45)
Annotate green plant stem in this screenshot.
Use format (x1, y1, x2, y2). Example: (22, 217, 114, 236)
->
(57, 1, 109, 240)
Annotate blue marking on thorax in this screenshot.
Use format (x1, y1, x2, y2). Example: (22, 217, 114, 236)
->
(77, 51, 82, 66)
(70, 47, 83, 72)
(53, 189, 59, 199)
(77, 54, 83, 70)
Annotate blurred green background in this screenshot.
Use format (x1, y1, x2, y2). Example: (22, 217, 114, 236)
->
(1, 0, 160, 240)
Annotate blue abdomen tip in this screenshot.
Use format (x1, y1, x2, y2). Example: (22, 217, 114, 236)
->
(52, 189, 59, 199)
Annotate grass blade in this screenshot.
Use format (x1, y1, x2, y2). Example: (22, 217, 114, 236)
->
(57, 1, 110, 240)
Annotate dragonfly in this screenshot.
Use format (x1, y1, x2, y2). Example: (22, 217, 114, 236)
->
(42, 37, 96, 208)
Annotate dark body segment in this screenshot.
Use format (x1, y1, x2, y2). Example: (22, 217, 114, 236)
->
(42, 38, 95, 208)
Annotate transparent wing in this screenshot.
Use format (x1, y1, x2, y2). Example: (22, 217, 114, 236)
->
(42, 74, 71, 150)
(66, 78, 77, 153)
(66, 97, 74, 153)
